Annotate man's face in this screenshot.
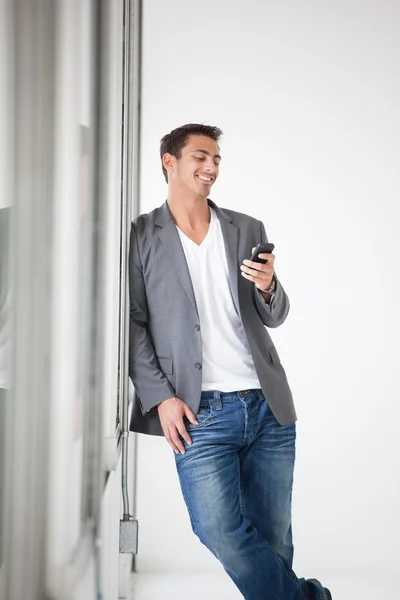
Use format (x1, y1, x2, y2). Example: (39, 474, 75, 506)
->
(167, 134, 221, 198)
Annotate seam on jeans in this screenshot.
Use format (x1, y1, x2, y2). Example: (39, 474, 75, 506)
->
(179, 484, 198, 535)
(275, 553, 309, 600)
(240, 397, 248, 442)
(238, 477, 246, 516)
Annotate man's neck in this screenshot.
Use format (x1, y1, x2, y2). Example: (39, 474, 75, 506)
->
(167, 193, 210, 229)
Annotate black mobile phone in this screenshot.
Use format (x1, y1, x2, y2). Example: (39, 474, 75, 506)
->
(249, 242, 275, 264)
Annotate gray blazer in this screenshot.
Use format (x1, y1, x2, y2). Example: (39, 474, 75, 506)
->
(129, 199, 296, 436)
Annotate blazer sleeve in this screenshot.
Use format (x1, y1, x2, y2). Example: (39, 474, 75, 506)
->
(129, 223, 176, 415)
(253, 220, 290, 328)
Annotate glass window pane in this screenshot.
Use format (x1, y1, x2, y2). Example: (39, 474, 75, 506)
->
(0, 207, 11, 567)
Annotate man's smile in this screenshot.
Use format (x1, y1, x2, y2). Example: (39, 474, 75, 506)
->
(196, 174, 213, 184)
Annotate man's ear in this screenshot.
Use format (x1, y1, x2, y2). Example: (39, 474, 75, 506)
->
(162, 153, 175, 178)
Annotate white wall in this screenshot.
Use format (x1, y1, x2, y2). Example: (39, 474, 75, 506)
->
(136, 0, 400, 581)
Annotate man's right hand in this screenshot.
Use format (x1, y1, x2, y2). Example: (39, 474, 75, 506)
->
(157, 397, 198, 454)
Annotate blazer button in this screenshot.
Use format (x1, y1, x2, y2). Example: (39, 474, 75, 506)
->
(195, 324, 200, 331)
(194, 362, 202, 370)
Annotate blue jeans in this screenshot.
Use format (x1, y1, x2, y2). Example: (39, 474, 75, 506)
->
(174, 389, 327, 600)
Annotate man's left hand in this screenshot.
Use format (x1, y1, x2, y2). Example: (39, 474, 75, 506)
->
(240, 247, 275, 292)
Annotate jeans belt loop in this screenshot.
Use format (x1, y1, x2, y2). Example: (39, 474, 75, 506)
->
(213, 391, 222, 411)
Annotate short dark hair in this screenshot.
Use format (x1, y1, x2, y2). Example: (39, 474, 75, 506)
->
(160, 123, 223, 183)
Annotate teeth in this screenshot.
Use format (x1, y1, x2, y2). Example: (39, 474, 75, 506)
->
(198, 175, 212, 182)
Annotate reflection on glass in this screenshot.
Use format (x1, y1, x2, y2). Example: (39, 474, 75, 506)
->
(70, 0, 98, 535)
(78, 122, 96, 525)
(0, 206, 11, 565)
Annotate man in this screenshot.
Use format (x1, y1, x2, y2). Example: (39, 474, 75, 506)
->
(129, 124, 331, 600)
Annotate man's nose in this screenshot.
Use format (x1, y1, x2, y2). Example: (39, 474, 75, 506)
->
(205, 163, 216, 174)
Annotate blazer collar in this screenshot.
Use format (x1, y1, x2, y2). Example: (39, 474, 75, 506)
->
(154, 198, 233, 228)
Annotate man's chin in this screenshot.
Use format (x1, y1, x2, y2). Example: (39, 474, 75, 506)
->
(196, 185, 211, 199)
(191, 188, 208, 200)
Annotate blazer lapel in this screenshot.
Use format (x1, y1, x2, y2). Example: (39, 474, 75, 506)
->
(209, 201, 241, 317)
(156, 203, 198, 313)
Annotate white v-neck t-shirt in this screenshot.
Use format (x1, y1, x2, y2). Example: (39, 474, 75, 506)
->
(176, 207, 260, 392)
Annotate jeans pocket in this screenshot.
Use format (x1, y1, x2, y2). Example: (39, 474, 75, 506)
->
(186, 404, 214, 428)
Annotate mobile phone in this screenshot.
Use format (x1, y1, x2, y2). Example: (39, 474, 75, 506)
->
(249, 242, 275, 264)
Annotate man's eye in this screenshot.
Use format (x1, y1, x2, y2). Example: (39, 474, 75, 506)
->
(194, 156, 204, 161)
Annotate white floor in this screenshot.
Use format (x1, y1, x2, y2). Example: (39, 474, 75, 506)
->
(131, 571, 397, 599)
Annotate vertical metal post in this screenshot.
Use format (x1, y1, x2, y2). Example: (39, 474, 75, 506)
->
(119, 0, 142, 556)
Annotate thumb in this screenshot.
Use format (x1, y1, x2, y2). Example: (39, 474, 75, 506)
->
(184, 404, 199, 425)
(252, 247, 256, 253)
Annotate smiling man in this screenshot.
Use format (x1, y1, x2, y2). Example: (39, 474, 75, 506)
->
(129, 123, 331, 600)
